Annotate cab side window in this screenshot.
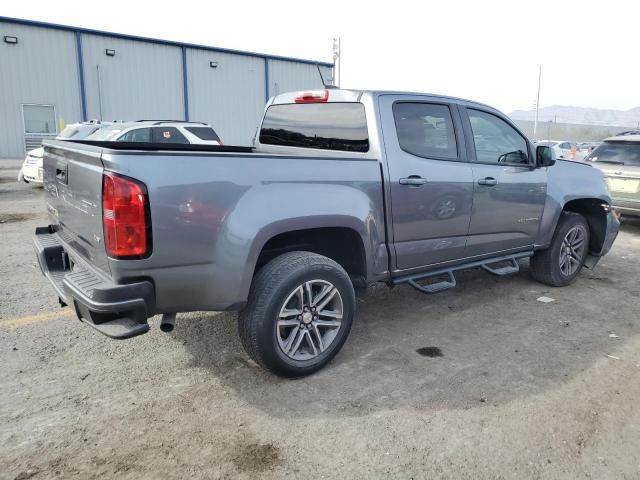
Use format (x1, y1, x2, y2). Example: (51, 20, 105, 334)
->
(393, 102, 458, 160)
(468, 109, 529, 165)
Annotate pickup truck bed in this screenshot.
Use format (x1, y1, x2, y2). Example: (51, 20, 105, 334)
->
(34, 88, 619, 376)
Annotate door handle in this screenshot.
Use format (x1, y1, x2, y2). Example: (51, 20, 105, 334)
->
(399, 176, 428, 186)
(55, 162, 68, 184)
(478, 177, 498, 186)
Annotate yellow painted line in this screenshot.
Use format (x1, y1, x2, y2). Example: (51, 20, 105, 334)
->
(1, 308, 73, 328)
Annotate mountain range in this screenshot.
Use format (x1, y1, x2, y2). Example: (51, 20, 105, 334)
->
(509, 105, 640, 128)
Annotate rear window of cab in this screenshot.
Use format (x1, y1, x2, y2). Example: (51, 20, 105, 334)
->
(259, 103, 369, 153)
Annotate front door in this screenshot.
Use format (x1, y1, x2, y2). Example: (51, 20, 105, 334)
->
(379, 96, 474, 271)
(462, 107, 547, 257)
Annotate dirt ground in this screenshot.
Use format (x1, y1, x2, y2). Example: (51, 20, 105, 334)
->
(1, 160, 639, 479)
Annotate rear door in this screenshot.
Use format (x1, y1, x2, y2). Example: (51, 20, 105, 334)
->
(379, 95, 474, 271)
(43, 142, 111, 274)
(461, 107, 547, 257)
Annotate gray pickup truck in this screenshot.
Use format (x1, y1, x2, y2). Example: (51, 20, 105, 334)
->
(34, 88, 619, 376)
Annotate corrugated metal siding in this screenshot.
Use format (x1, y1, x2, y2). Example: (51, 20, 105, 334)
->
(0, 19, 333, 157)
(267, 60, 333, 97)
(186, 49, 265, 146)
(0, 22, 82, 157)
(80, 34, 184, 121)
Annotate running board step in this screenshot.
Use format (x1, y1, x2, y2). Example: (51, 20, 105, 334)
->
(408, 271, 456, 294)
(481, 257, 520, 276)
(393, 251, 532, 295)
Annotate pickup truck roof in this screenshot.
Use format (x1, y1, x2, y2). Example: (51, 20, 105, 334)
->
(270, 88, 498, 112)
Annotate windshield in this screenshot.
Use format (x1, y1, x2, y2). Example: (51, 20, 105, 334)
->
(587, 142, 640, 166)
(85, 125, 129, 141)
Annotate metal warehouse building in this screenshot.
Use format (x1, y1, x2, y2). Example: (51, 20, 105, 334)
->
(0, 17, 334, 158)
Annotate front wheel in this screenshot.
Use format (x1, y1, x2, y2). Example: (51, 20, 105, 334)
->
(530, 212, 590, 287)
(238, 251, 355, 377)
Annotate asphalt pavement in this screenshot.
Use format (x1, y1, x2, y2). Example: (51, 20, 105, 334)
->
(1, 160, 639, 479)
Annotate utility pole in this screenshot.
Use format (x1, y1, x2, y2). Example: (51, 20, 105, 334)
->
(533, 65, 542, 141)
(332, 37, 341, 87)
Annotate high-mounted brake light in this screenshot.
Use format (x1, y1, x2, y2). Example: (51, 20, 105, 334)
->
(102, 172, 151, 258)
(294, 89, 330, 103)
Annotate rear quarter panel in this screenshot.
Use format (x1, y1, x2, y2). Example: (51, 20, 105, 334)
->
(102, 152, 387, 312)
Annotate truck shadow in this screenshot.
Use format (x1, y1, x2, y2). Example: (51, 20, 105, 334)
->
(173, 237, 639, 419)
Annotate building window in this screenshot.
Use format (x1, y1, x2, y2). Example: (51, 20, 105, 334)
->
(22, 104, 57, 135)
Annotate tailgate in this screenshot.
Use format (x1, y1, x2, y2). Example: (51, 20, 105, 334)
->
(42, 141, 111, 275)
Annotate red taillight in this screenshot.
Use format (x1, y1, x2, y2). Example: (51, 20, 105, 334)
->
(294, 89, 329, 103)
(102, 172, 150, 258)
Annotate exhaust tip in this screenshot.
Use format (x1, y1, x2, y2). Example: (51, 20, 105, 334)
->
(159, 322, 174, 333)
(160, 313, 176, 333)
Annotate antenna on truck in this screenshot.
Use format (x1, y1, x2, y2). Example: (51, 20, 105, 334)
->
(316, 64, 338, 89)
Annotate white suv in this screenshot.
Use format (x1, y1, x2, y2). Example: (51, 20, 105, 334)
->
(537, 140, 588, 161)
(85, 121, 222, 145)
(18, 120, 120, 185)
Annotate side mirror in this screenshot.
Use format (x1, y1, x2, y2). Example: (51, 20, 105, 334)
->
(536, 145, 556, 167)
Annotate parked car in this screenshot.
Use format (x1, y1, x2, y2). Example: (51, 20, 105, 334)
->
(579, 142, 600, 155)
(18, 120, 119, 185)
(34, 89, 619, 377)
(586, 135, 640, 216)
(85, 121, 222, 145)
(538, 140, 588, 161)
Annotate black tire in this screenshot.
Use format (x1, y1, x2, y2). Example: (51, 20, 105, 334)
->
(530, 212, 590, 287)
(238, 251, 355, 377)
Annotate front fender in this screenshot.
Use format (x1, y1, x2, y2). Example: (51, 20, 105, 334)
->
(536, 161, 612, 249)
(584, 210, 619, 268)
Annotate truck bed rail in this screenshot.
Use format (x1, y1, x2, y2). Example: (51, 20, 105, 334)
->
(66, 139, 254, 153)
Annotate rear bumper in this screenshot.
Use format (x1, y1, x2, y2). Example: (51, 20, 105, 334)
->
(612, 198, 640, 216)
(33, 226, 155, 339)
(22, 162, 43, 184)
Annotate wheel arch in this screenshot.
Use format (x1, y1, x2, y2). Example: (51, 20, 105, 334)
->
(251, 223, 369, 287)
(561, 198, 609, 254)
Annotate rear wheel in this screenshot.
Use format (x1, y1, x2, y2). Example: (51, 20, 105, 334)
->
(530, 212, 590, 287)
(238, 251, 355, 377)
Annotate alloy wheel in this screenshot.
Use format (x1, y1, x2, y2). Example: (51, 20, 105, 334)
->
(276, 280, 343, 361)
(559, 225, 587, 276)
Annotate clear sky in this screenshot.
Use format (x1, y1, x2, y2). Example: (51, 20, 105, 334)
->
(4, 0, 638, 113)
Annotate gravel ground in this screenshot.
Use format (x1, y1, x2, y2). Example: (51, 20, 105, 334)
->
(1, 160, 639, 479)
